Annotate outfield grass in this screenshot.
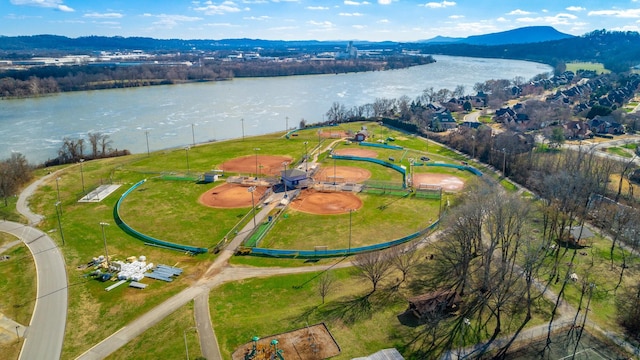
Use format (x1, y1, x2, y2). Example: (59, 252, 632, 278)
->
(105, 300, 202, 360)
(262, 194, 440, 250)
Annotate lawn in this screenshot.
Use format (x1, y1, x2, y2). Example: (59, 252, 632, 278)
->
(105, 300, 201, 360)
(262, 194, 440, 250)
(0, 237, 36, 360)
(565, 62, 610, 74)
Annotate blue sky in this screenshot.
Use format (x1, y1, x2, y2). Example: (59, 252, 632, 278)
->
(3, 0, 640, 41)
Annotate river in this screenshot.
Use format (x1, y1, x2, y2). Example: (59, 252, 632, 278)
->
(0, 55, 551, 164)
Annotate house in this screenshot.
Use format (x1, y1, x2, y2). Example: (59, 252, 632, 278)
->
(563, 120, 591, 140)
(430, 109, 457, 131)
(407, 290, 461, 320)
(354, 126, 368, 142)
(588, 116, 625, 135)
(281, 168, 308, 188)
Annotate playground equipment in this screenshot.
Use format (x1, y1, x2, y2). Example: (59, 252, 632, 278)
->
(243, 336, 284, 360)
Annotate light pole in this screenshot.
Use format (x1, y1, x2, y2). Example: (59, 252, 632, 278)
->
(79, 159, 85, 193)
(254, 148, 260, 179)
(348, 209, 354, 254)
(248, 186, 257, 229)
(282, 162, 288, 198)
(99, 222, 110, 268)
(185, 146, 191, 175)
(183, 327, 197, 360)
(502, 148, 506, 177)
(471, 135, 475, 159)
(333, 155, 337, 185)
(191, 123, 196, 146)
(55, 201, 65, 246)
(55, 176, 61, 203)
(241, 118, 245, 141)
(145, 130, 150, 157)
(285, 116, 288, 132)
(303, 141, 309, 173)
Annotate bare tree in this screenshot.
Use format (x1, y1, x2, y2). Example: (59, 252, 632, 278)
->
(0, 153, 31, 206)
(317, 271, 335, 304)
(99, 134, 113, 156)
(388, 244, 420, 287)
(352, 250, 393, 295)
(88, 132, 103, 158)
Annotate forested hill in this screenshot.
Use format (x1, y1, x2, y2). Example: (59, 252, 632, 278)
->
(416, 30, 640, 73)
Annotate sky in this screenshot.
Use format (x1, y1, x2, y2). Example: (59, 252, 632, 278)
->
(3, 0, 640, 42)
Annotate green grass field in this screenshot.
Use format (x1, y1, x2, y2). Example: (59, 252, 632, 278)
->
(565, 62, 610, 74)
(7, 121, 637, 359)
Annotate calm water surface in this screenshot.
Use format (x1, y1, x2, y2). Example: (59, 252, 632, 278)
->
(0, 55, 551, 163)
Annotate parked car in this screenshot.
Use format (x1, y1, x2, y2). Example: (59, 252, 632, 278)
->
(420, 156, 430, 161)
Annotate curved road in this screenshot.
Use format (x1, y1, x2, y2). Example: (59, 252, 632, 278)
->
(0, 170, 68, 360)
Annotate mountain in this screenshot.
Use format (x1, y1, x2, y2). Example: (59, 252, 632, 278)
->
(420, 26, 574, 46)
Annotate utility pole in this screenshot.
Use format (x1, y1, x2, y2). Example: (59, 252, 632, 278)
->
(79, 159, 85, 194)
(248, 186, 257, 229)
(241, 118, 245, 141)
(191, 123, 196, 146)
(254, 148, 260, 179)
(185, 146, 191, 175)
(145, 130, 150, 156)
(303, 141, 309, 173)
(99, 222, 110, 268)
(55, 202, 65, 246)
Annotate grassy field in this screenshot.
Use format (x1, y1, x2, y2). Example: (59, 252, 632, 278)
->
(105, 300, 202, 360)
(565, 62, 610, 74)
(0, 235, 36, 360)
(262, 194, 440, 250)
(7, 121, 636, 359)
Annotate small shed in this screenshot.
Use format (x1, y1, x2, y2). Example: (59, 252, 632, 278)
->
(203, 172, 219, 183)
(281, 168, 307, 188)
(407, 290, 461, 320)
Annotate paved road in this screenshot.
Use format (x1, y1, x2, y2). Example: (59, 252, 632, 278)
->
(3, 169, 69, 360)
(0, 221, 67, 360)
(194, 290, 221, 360)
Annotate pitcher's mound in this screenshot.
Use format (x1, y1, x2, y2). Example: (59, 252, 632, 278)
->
(199, 183, 268, 208)
(220, 155, 293, 176)
(290, 189, 363, 215)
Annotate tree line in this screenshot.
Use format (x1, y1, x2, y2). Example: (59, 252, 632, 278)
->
(45, 132, 129, 167)
(0, 55, 434, 98)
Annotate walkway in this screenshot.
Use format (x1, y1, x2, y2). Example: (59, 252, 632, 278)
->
(0, 169, 69, 360)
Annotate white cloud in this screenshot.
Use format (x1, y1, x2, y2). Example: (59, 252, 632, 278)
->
(345, 0, 370, 5)
(377, 18, 389, 23)
(243, 15, 270, 20)
(205, 22, 240, 27)
(378, 0, 395, 5)
(516, 13, 578, 26)
(422, 1, 456, 9)
(10, 0, 74, 12)
(507, 9, 532, 16)
(307, 6, 329, 10)
(496, 17, 507, 22)
(307, 20, 335, 29)
(149, 14, 203, 29)
(194, 1, 246, 15)
(83, 12, 124, 19)
(588, 9, 640, 18)
(339, 12, 364, 17)
(352, 24, 366, 29)
(448, 14, 464, 19)
(566, 6, 585, 12)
